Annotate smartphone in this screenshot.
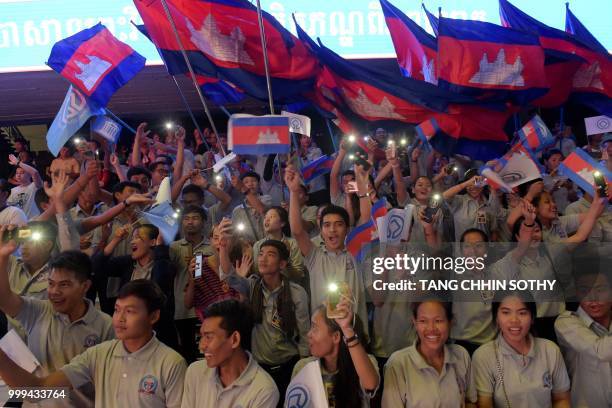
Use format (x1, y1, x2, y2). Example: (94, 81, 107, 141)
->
(194, 254, 203, 278)
(593, 171, 608, 197)
(353, 154, 372, 171)
(424, 194, 441, 223)
(346, 181, 358, 193)
(326, 282, 348, 319)
(445, 163, 458, 174)
(2, 227, 36, 243)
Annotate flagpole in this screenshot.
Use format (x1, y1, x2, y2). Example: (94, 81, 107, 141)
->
(170, 75, 210, 151)
(104, 109, 136, 134)
(219, 106, 232, 118)
(159, 0, 226, 156)
(255, 0, 275, 115)
(325, 119, 339, 152)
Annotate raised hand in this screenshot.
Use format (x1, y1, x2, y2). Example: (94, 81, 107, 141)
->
(284, 164, 302, 193)
(235, 252, 253, 277)
(8, 154, 19, 166)
(126, 193, 155, 206)
(44, 170, 69, 200)
(0, 225, 19, 258)
(136, 122, 148, 139)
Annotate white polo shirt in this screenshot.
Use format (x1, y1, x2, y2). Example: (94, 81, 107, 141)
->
(181, 351, 279, 408)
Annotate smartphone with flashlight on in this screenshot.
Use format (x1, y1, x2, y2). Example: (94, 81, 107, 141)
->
(424, 194, 441, 223)
(445, 163, 458, 175)
(2, 227, 40, 243)
(326, 282, 349, 319)
(593, 171, 608, 197)
(194, 253, 203, 278)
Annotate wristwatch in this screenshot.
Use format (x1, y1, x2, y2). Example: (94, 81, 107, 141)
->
(357, 192, 369, 198)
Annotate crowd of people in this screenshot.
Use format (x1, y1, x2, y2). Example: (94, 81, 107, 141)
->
(0, 120, 609, 408)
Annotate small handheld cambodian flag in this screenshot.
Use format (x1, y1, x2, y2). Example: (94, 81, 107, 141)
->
(517, 115, 554, 154)
(558, 149, 612, 197)
(345, 219, 379, 263)
(371, 198, 388, 221)
(228, 115, 290, 155)
(141, 201, 181, 244)
(301, 155, 333, 184)
(47, 23, 145, 107)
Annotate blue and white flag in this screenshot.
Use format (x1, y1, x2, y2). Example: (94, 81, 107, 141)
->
(285, 360, 328, 408)
(91, 115, 122, 144)
(141, 201, 180, 244)
(46, 85, 104, 156)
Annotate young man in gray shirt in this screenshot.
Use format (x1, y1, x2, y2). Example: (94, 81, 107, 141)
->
(0, 280, 187, 408)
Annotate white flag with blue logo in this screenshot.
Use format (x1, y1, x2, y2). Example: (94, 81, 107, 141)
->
(141, 201, 180, 244)
(91, 115, 122, 144)
(376, 207, 413, 244)
(282, 111, 311, 137)
(285, 360, 328, 408)
(46, 85, 104, 156)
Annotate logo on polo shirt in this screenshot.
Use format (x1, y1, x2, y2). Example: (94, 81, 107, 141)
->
(138, 375, 159, 395)
(542, 371, 552, 389)
(83, 334, 99, 348)
(285, 385, 309, 408)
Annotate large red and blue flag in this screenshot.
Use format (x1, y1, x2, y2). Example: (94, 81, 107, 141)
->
(517, 114, 554, 154)
(380, 0, 438, 84)
(422, 3, 439, 36)
(437, 16, 548, 105)
(301, 155, 334, 184)
(564, 3, 608, 55)
(134, 0, 318, 103)
(345, 219, 378, 262)
(228, 115, 290, 155)
(559, 149, 612, 197)
(47, 23, 145, 108)
(499, 0, 612, 116)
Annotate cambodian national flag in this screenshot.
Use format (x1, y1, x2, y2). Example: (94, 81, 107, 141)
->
(380, 0, 438, 84)
(371, 198, 388, 221)
(301, 155, 333, 184)
(565, 3, 608, 55)
(422, 3, 440, 36)
(195, 75, 244, 105)
(500, 0, 612, 116)
(437, 16, 548, 105)
(345, 219, 379, 263)
(558, 149, 612, 197)
(47, 23, 145, 108)
(133, 0, 318, 103)
(517, 114, 554, 154)
(415, 105, 511, 162)
(228, 115, 290, 155)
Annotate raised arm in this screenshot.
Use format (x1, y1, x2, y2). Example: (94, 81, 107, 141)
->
(172, 126, 186, 182)
(330, 139, 347, 201)
(286, 165, 314, 257)
(443, 176, 477, 201)
(79, 193, 154, 234)
(355, 162, 372, 227)
(0, 350, 71, 389)
(387, 145, 408, 206)
(130, 122, 147, 167)
(109, 153, 127, 182)
(0, 227, 23, 318)
(192, 173, 231, 209)
(9, 154, 42, 188)
(564, 193, 606, 244)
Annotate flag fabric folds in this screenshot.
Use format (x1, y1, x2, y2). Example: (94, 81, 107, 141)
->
(285, 360, 329, 408)
(517, 114, 554, 154)
(437, 16, 548, 105)
(46, 86, 105, 157)
(345, 219, 379, 263)
(422, 3, 440, 36)
(371, 198, 388, 221)
(141, 201, 181, 243)
(228, 115, 291, 155)
(47, 23, 146, 107)
(380, 0, 438, 84)
(133, 0, 318, 103)
(90, 115, 122, 145)
(564, 3, 608, 55)
(301, 155, 333, 184)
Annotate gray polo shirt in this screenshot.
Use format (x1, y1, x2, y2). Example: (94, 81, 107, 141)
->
(554, 307, 612, 407)
(447, 194, 498, 242)
(304, 246, 369, 338)
(565, 198, 612, 242)
(8, 256, 49, 300)
(180, 352, 279, 408)
(170, 238, 213, 320)
(231, 195, 272, 242)
(61, 336, 187, 408)
(542, 214, 581, 242)
(472, 335, 570, 408)
(248, 277, 310, 365)
(15, 297, 113, 407)
(382, 344, 477, 407)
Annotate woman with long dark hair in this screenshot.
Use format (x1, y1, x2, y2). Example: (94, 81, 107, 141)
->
(291, 299, 379, 407)
(382, 299, 477, 407)
(472, 291, 571, 408)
